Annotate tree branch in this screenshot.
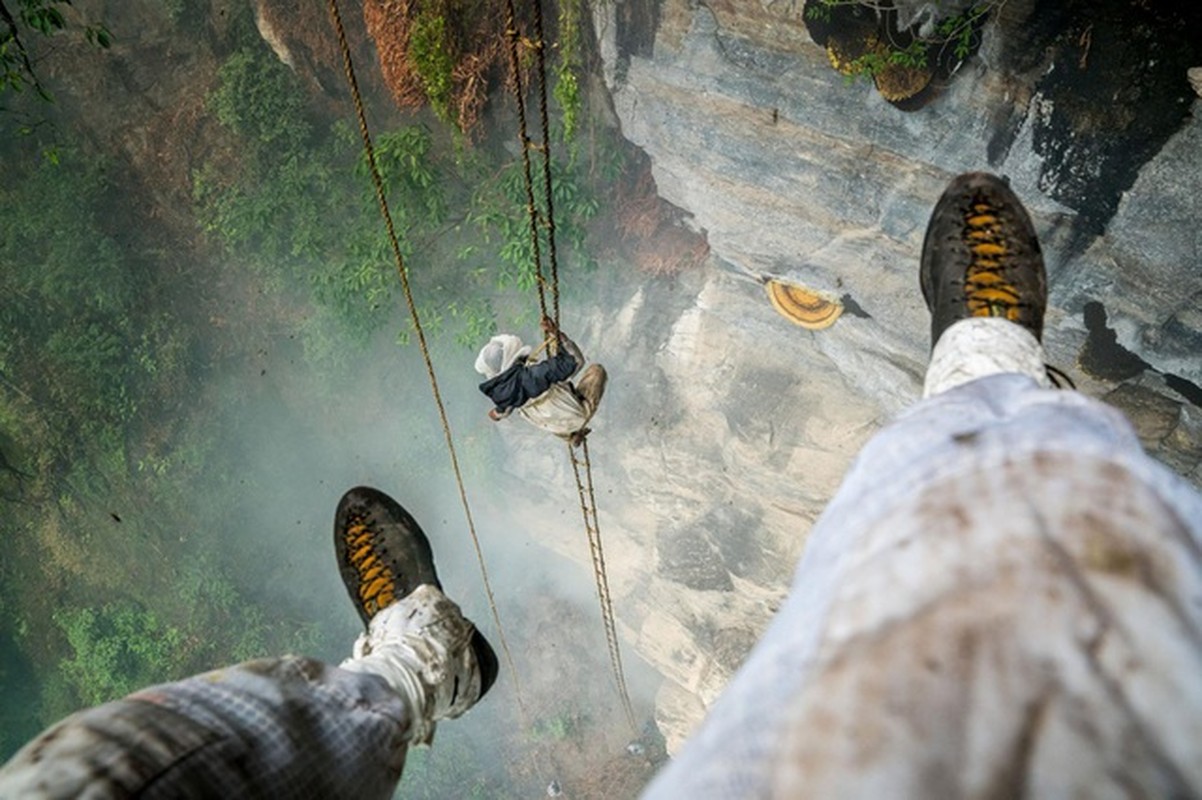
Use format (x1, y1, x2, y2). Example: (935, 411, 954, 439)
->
(0, 0, 51, 98)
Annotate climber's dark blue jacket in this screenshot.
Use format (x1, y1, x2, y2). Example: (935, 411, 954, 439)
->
(478, 350, 578, 413)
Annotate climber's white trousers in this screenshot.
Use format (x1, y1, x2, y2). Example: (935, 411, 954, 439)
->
(645, 364, 1202, 798)
(0, 585, 477, 800)
(924, 317, 1052, 397)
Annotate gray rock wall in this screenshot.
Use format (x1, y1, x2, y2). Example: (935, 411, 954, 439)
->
(505, 0, 1202, 753)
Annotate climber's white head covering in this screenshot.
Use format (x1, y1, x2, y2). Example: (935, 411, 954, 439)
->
(474, 334, 531, 379)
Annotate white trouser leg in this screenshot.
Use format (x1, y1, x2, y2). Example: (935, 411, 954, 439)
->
(923, 317, 1052, 398)
(339, 584, 482, 745)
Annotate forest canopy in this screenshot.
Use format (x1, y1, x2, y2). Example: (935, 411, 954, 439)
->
(0, 0, 660, 776)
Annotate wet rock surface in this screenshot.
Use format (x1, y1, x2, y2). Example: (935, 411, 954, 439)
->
(13, 0, 1199, 774)
(563, 0, 1202, 751)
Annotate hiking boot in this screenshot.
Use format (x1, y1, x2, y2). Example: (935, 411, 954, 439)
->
(335, 486, 498, 740)
(920, 172, 1046, 350)
(335, 485, 442, 624)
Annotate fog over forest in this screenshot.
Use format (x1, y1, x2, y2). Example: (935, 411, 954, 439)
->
(0, 1, 668, 794)
(4, 0, 1201, 796)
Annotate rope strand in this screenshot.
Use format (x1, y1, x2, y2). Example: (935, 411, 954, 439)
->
(325, 0, 527, 715)
(506, 0, 635, 732)
(569, 438, 637, 730)
(528, 0, 562, 328)
(502, 0, 552, 335)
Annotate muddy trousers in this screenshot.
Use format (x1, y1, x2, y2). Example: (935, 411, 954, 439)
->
(642, 372, 1202, 798)
(0, 582, 488, 800)
(5, 373, 1201, 798)
(574, 362, 608, 413)
(518, 363, 609, 441)
(0, 658, 409, 800)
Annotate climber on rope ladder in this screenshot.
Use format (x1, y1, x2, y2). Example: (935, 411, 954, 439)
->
(475, 317, 607, 447)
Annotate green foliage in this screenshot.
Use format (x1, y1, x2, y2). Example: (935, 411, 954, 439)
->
(448, 296, 497, 349)
(464, 156, 599, 295)
(54, 603, 185, 706)
(160, 0, 188, 25)
(530, 709, 582, 741)
(196, 45, 332, 287)
(553, 0, 584, 144)
(1, 0, 111, 101)
(804, 1, 832, 23)
(372, 125, 448, 227)
(196, 37, 604, 361)
(0, 149, 177, 457)
(83, 23, 111, 49)
(842, 39, 930, 81)
(35, 670, 79, 734)
(208, 48, 309, 147)
(408, 9, 455, 125)
(195, 45, 337, 288)
(173, 557, 325, 665)
(190, 8, 626, 376)
(197, 48, 419, 358)
(19, 1, 66, 36)
(553, 67, 580, 142)
(465, 161, 542, 290)
(45, 321, 139, 429)
(937, 2, 990, 60)
(0, 140, 234, 742)
(805, 0, 995, 78)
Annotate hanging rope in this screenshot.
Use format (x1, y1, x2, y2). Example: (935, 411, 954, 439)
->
(503, 0, 637, 733)
(528, 0, 562, 328)
(502, 0, 554, 336)
(568, 437, 637, 730)
(325, 0, 528, 715)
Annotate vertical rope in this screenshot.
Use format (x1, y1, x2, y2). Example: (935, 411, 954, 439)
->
(502, 0, 552, 333)
(506, 0, 632, 730)
(569, 438, 637, 730)
(325, 0, 528, 714)
(528, 0, 561, 329)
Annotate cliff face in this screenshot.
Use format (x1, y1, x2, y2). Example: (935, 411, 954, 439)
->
(501, 0, 1202, 751)
(27, 0, 1199, 761)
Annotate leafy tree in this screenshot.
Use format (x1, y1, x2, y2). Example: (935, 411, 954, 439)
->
(408, 8, 456, 124)
(54, 603, 185, 706)
(0, 149, 181, 462)
(464, 154, 599, 296)
(553, 0, 584, 144)
(194, 35, 603, 362)
(1, 0, 110, 101)
(804, 0, 995, 79)
(193, 44, 334, 289)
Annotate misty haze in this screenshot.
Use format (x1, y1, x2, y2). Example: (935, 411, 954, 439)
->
(2, 0, 1200, 797)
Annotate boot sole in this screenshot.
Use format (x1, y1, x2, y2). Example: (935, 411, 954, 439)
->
(334, 486, 442, 626)
(920, 172, 1046, 347)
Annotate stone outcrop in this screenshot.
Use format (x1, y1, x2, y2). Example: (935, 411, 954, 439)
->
(500, 0, 1202, 752)
(16, 0, 1200, 768)
(494, 265, 884, 753)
